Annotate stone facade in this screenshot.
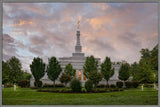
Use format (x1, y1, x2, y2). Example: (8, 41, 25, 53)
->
(30, 28, 120, 87)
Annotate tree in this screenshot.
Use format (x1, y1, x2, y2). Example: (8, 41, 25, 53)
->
(30, 57, 45, 87)
(118, 63, 130, 88)
(47, 56, 62, 88)
(140, 49, 151, 59)
(59, 73, 71, 87)
(130, 62, 138, 81)
(21, 71, 32, 81)
(134, 45, 158, 83)
(64, 63, 76, 78)
(83, 55, 98, 78)
(2, 61, 10, 84)
(150, 44, 158, 83)
(88, 71, 102, 87)
(101, 57, 114, 87)
(7, 56, 23, 84)
(135, 59, 154, 83)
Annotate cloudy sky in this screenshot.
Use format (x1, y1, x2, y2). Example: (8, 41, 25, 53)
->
(3, 3, 158, 73)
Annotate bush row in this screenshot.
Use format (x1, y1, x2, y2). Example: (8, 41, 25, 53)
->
(96, 81, 139, 88)
(43, 83, 64, 88)
(37, 88, 124, 93)
(125, 81, 139, 88)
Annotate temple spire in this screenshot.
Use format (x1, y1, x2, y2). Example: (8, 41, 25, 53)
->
(77, 20, 80, 29)
(75, 20, 82, 53)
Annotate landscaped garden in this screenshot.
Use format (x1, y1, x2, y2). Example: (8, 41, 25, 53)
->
(2, 86, 158, 105)
(2, 44, 158, 105)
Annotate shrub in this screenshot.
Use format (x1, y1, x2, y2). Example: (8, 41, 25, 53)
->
(97, 84, 106, 88)
(54, 84, 64, 88)
(70, 79, 81, 92)
(116, 81, 123, 88)
(43, 84, 53, 88)
(81, 87, 87, 93)
(34, 81, 42, 87)
(125, 81, 132, 88)
(43, 83, 64, 88)
(132, 81, 139, 88)
(110, 84, 116, 88)
(85, 80, 93, 92)
(119, 88, 124, 91)
(18, 80, 30, 88)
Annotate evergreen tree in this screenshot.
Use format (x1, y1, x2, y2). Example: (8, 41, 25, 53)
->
(83, 55, 98, 78)
(30, 57, 45, 87)
(47, 56, 62, 87)
(101, 56, 114, 87)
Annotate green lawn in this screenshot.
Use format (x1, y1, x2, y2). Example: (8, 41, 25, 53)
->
(2, 87, 158, 105)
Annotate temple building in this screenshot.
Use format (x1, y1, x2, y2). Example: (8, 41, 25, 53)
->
(30, 21, 120, 87)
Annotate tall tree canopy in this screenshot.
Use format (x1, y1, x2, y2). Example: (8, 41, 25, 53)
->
(83, 55, 98, 78)
(150, 44, 158, 71)
(64, 63, 76, 78)
(47, 56, 62, 87)
(140, 49, 151, 59)
(30, 57, 46, 83)
(131, 44, 158, 83)
(135, 59, 154, 83)
(101, 56, 114, 86)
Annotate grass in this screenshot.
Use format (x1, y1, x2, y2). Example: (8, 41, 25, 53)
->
(2, 86, 158, 105)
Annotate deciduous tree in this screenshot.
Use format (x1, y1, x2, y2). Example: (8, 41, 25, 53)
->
(47, 56, 62, 88)
(118, 63, 130, 88)
(59, 73, 71, 87)
(101, 56, 114, 87)
(88, 71, 102, 87)
(7, 56, 23, 84)
(135, 59, 154, 83)
(83, 55, 98, 78)
(30, 57, 45, 87)
(64, 63, 76, 78)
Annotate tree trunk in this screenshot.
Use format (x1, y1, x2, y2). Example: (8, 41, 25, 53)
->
(123, 81, 125, 88)
(53, 81, 55, 88)
(94, 84, 97, 88)
(106, 80, 109, 88)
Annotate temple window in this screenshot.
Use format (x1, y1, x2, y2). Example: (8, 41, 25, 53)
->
(78, 70, 81, 80)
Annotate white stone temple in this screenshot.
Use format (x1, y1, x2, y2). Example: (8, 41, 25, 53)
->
(30, 21, 120, 87)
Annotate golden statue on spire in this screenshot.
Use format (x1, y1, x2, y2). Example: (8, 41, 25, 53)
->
(77, 20, 80, 29)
